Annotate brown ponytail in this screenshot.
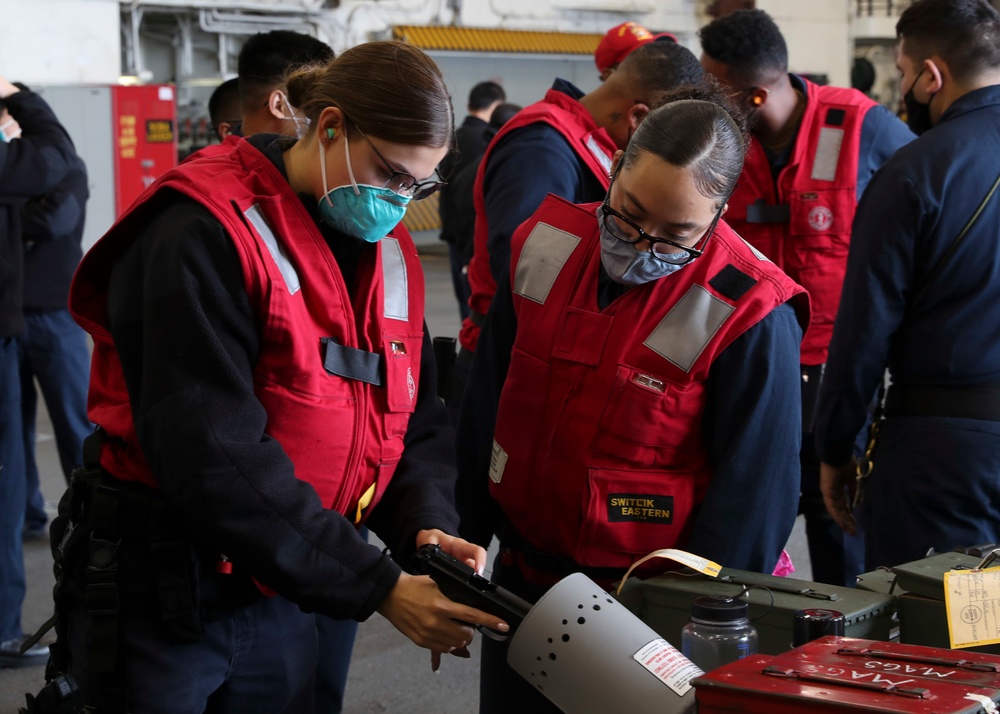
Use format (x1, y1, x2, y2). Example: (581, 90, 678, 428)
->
(286, 40, 454, 148)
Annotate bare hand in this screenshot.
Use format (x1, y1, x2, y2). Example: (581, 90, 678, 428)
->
(820, 460, 858, 536)
(430, 643, 470, 673)
(416, 528, 487, 574)
(376, 572, 508, 668)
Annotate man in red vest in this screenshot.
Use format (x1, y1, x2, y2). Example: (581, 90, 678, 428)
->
(185, 31, 334, 165)
(454, 42, 703, 393)
(182, 78, 241, 163)
(237, 30, 333, 138)
(699, 9, 915, 586)
(208, 78, 242, 143)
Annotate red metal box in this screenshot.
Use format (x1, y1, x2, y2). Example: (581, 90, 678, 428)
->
(694, 637, 1000, 713)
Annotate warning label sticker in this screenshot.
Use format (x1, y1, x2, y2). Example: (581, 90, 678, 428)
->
(633, 638, 703, 697)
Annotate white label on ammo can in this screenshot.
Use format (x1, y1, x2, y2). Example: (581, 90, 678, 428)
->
(633, 638, 704, 696)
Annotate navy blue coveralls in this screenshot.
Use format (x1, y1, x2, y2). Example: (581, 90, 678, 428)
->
(756, 75, 914, 587)
(815, 84, 1000, 570)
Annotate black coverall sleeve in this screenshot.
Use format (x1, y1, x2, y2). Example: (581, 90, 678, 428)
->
(0, 91, 75, 198)
(455, 267, 517, 547)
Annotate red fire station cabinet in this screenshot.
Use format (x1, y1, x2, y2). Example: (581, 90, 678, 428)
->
(35, 84, 178, 252)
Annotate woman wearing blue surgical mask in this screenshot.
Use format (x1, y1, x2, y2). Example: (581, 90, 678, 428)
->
(456, 82, 811, 714)
(57, 42, 505, 714)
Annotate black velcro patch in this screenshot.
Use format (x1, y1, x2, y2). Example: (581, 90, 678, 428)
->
(826, 108, 846, 127)
(322, 337, 383, 386)
(709, 265, 758, 302)
(607, 494, 673, 524)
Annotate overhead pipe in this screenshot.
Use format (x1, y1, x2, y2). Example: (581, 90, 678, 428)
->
(198, 8, 317, 36)
(129, 4, 147, 77)
(178, 14, 194, 80)
(126, 0, 324, 12)
(121, 15, 136, 76)
(218, 32, 230, 78)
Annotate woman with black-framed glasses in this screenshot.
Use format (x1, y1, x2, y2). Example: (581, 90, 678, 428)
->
(598, 158, 723, 271)
(58, 42, 504, 713)
(456, 82, 811, 714)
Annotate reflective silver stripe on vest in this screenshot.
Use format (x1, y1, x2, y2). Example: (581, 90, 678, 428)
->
(740, 237, 770, 262)
(585, 133, 613, 175)
(644, 285, 735, 372)
(381, 236, 409, 321)
(811, 127, 844, 182)
(513, 222, 581, 305)
(245, 204, 300, 295)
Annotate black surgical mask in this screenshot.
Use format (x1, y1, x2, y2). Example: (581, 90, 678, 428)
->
(903, 69, 934, 136)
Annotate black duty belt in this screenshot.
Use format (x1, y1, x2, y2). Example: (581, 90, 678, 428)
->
(72, 467, 177, 543)
(884, 381, 1000, 421)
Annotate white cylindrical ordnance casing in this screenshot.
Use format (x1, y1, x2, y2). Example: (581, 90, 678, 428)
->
(507, 573, 700, 714)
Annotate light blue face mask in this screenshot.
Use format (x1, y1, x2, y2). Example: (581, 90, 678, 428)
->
(597, 206, 690, 285)
(0, 119, 20, 142)
(317, 131, 411, 243)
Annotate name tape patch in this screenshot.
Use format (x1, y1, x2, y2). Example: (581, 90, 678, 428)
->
(608, 494, 673, 524)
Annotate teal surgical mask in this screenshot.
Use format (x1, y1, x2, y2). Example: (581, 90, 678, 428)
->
(317, 132, 411, 243)
(0, 119, 20, 142)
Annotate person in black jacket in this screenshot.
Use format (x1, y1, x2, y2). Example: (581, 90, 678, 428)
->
(448, 103, 523, 283)
(438, 81, 506, 320)
(0, 76, 76, 668)
(19, 151, 92, 540)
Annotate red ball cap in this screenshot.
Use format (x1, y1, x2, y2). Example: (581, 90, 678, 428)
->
(594, 22, 655, 73)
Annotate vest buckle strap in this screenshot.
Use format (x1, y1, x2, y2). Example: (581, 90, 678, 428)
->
(468, 310, 487, 328)
(84, 582, 120, 617)
(746, 200, 790, 224)
(322, 337, 383, 386)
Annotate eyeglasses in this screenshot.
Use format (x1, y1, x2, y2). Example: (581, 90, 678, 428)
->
(600, 202, 712, 265)
(352, 124, 447, 201)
